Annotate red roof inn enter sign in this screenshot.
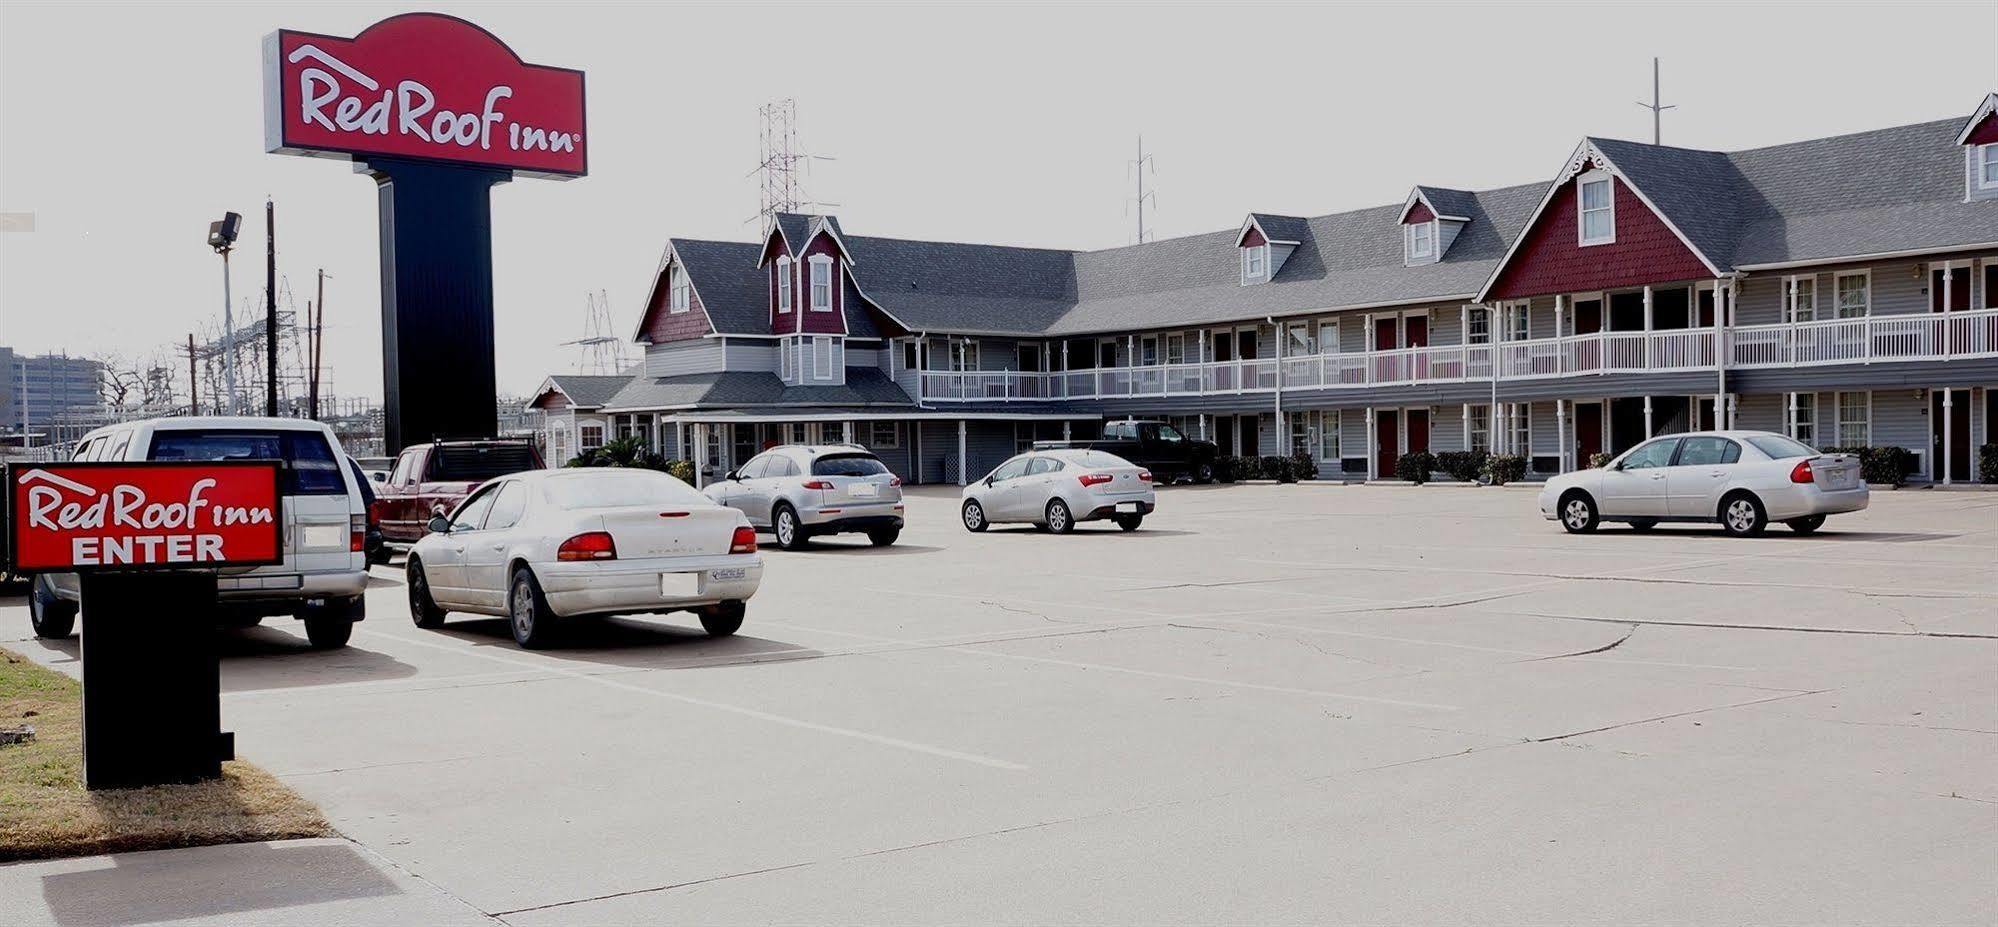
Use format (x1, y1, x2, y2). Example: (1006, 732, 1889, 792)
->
(264, 13, 587, 178)
(5, 462, 284, 573)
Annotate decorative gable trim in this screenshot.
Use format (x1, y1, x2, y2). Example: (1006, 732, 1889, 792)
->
(1953, 92, 1998, 145)
(1236, 214, 1299, 247)
(1474, 139, 1725, 302)
(806, 217, 857, 265)
(526, 377, 574, 411)
(1397, 188, 1468, 224)
(631, 242, 715, 343)
(754, 224, 792, 269)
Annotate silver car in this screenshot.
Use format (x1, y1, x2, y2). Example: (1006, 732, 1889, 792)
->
(1538, 430, 1868, 537)
(960, 448, 1155, 534)
(703, 444, 905, 550)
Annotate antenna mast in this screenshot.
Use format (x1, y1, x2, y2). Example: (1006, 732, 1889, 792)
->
(1636, 57, 1676, 145)
(1127, 135, 1157, 244)
(750, 99, 838, 226)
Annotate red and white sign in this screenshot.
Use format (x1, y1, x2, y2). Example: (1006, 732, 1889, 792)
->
(5, 462, 284, 572)
(264, 13, 586, 179)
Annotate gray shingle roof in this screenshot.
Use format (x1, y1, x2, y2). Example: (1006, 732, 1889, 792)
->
(1248, 213, 1311, 243)
(602, 367, 916, 412)
(540, 375, 633, 410)
(1412, 187, 1477, 220)
(673, 239, 767, 334)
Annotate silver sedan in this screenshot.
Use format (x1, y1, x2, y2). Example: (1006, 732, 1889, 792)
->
(1539, 430, 1868, 537)
(407, 468, 762, 648)
(961, 449, 1155, 533)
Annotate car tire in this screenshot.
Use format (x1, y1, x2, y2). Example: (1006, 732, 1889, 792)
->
(1786, 514, 1826, 535)
(302, 613, 354, 649)
(28, 575, 77, 639)
(1192, 462, 1214, 485)
(1045, 498, 1075, 534)
(1628, 519, 1659, 532)
(961, 500, 989, 532)
(1115, 514, 1143, 532)
(700, 600, 746, 637)
(407, 558, 448, 629)
(868, 527, 900, 547)
(1720, 492, 1768, 537)
(1558, 491, 1600, 534)
(508, 567, 559, 649)
(772, 504, 810, 551)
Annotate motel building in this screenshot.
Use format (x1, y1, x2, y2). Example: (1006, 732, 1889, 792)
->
(533, 92, 1998, 487)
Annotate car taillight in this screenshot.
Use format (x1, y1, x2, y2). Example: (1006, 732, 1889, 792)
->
(730, 526, 758, 554)
(349, 514, 366, 552)
(1789, 459, 1816, 484)
(889, 475, 903, 487)
(802, 480, 834, 490)
(1138, 470, 1153, 483)
(1078, 472, 1113, 487)
(557, 531, 617, 561)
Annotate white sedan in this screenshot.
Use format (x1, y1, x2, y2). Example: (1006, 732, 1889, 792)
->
(961, 449, 1155, 533)
(1539, 430, 1868, 537)
(406, 468, 763, 648)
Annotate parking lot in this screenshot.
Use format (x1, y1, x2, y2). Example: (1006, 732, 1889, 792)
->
(5, 483, 1996, 924)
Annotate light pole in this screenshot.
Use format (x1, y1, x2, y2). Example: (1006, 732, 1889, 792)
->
(207, 212, 241, 414)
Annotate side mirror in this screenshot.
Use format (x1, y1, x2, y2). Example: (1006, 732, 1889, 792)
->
(427, 515, 452, 534)
(983, 476, 995, 487)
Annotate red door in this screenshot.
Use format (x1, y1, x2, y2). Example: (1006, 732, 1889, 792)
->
(1574, 300, 1603, 334)
(1933, 268, 1971, 312)
(1375, 410, 1399, 478)
(1407, 409, 1429, 455)
(1932, 390, 1972, 480)
(1404, 317, 1429, 379)
(1575, 403, 1603, 464)
(1374, 318, 1399, 350)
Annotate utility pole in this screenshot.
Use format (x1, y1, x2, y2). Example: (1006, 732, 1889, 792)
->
(185, 334, 198, 414)
(309, 267, 326, 419)
(1128, 135, 1157, 244)
(264, 196, 278, 416)
(1636, 57, 1676, 145)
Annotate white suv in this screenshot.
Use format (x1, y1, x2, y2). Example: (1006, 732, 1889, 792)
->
(29, 417, 372, 648)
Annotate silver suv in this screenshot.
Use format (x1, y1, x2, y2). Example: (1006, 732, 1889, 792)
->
(703, 445, 904, 550)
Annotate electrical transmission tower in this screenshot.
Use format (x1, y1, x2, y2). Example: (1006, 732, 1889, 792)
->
(749, 99, 836, 226)
(564, 290, 631, 375)
(1127, 135, 1157, 244)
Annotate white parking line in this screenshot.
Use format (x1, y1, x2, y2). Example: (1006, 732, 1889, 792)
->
(356, 627, 1029, 772)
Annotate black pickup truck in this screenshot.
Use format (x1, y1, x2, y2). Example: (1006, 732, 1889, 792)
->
(1038, 420, 1220, 484)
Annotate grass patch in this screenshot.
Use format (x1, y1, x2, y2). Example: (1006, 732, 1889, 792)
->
(0, 646, 333, 863)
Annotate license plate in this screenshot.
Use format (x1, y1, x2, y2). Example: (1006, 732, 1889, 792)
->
(660, 572, 700, 596)
(708, 567, 747, 581)
(299, 525, 346, 549)
(850, 483, 878, 498)
(1116, 502, 1140, 514)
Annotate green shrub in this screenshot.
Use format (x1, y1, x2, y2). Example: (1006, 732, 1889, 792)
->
(1435, 450, 1487, 483)
(1589, 452, 1614, 469)
(1823, 445, 1918, 487)
(1288, 452, 1319, 482)
(665, 458, 696, 483)
(1258, 455, 1297, 483)
(1483, 454, 1527, 486)
(1394, 451, 1436, 484)
(1981, 444, 1998, 485)
(1211, 456, 1240, 483)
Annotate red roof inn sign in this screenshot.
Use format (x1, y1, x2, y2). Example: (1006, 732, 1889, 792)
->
(5, 462, 283, 573)
(263, 13, 587, 178)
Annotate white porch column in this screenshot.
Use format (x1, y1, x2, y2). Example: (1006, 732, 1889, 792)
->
(843, 420, 855, 444)
(1942, 267, 1955, 356)
(1196, 414, 1205, 441)
(692, 424, 707, 489)
(1365, 407, 1377, 480)
(1942, 389, 1954, 485)
(956, 420, 968, 487)
(1556, 399, 1568, 473)
(1063, 421, 1073, 441)
(1643, 395, 1654, 437)
(1642, 285, 1654, 369)
(1461, 403, 1471, 451)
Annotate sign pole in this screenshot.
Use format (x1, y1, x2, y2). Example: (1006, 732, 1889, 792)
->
(79, 572, 229, 789)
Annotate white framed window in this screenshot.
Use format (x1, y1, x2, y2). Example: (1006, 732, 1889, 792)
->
(868, 421, 899, 449)
(952, 340, 979, 372)
(808, 256, 834, 311)
(1502, 301, 1530, 342)
(1317, 410, 1341, 460)
(1834, 271, 1870, 319)
(668, 265, 691, 313)
(812, 336, 834, 380)
(1317, 320, 1339, 354)
(1507, 406, 1530, 457)
(1405, 221, 1436, 263)
(1836, 391, 1870, 447)
(1241, 244, 1268, 283)
(1789, 392, 1818, 446)
(1466, 307, 1490, 344)
(1784, 276, 1818, 322)
(775, 256, 793, 313)
(1467, 404, 1490, 453)
(579, 422, 605, 451)
(1980, 143, 1998, 190)
(1578, 170, 1615, 245)
(1287, 323, 1314, 356)
(779, 337, 796, 380)
(1165, 333, 1186, 366)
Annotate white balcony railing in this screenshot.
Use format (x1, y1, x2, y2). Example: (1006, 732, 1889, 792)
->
(917, 311, 1998, 402)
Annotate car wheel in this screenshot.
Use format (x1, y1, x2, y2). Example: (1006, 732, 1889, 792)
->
(508, 567, 558, 649)
(868, 527, 900, 547)
(700, 600, 745, 637)
(1045, 498, 1075, 534)
(1720, 492, 1768, 537)
(1558, 491, 1599, 534)
(961, 499, 989, 532)
(301, 613, 354, 649)
(1115, 514, 1143, 532)
(772, 504, 810, 550)
(1786, 514, 1826, 535)
(1192, 462, 1214, 485)
(1628, 519, 1659, 532)
(407, 558, 448, 629)
(28, 575, 77, 639)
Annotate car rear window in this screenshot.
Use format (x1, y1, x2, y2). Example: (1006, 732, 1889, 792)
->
(542, 470, 710, 509)
(148, 429, 347, 496)
(811, 454, 889, 477)
(1745, 435, 1817, 459)
(427, 443, 539, 482)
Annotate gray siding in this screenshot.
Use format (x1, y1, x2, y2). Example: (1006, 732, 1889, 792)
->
(1870, 388, 1931, 477)
(723, 339, 778, 373)
(856, 419, 913, 482)
(644, 339, 724, 378)
(1735, 259, 1931, 327)
(1969, 148, 1998, 204)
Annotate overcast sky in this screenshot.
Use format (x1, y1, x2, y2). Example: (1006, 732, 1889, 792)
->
(3, 1, 1994, 399)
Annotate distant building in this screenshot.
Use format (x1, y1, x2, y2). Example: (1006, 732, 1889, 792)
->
(0, 347, 102, 439)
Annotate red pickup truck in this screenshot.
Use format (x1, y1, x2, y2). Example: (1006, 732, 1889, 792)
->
(372, 440, 544, 543)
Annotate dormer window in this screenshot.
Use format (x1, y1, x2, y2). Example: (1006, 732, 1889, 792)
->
(775, 255, 793, 313)
(809, 255, 834, 311)
(1241, 244, 1268, 283)
(1979, 143, 1998, 190)
(668, 265, 690, 313)
(1578, 170, 1615, 246)
(1405, 221, 1436, 264)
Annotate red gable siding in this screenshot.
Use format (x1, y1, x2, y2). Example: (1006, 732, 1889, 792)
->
(642, 265, 713, 343)
(1403, 201, 1435, 224)
(1238, 226, 1268, 248)
(798, 231, 846, 335)
(1485, 175, 1712, 300)
(1967, 113, 1998, 146)
(770, 258, 797, 332)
